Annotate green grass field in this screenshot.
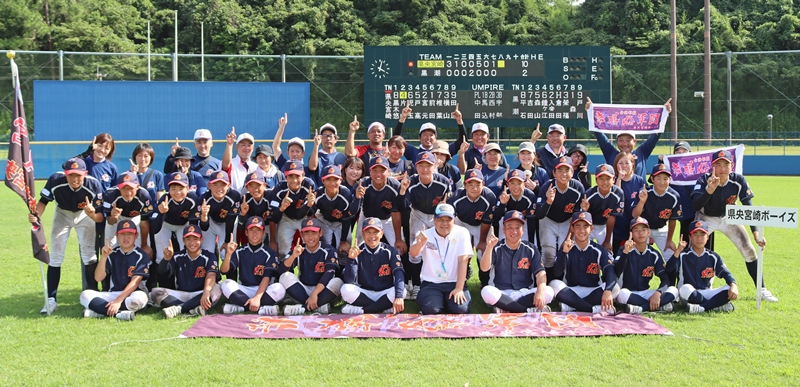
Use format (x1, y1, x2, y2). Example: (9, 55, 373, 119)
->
(0, 177, 798, 386)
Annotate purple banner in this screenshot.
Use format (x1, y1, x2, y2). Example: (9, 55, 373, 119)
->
(181, 312, 671, 339)
(587, 104, 669, 135)
(663, 145, 744, 186)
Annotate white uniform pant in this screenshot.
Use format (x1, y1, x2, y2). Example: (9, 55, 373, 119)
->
(79, 289, 148, 311)
(617, 287, 678, 304)
(480, 285, 554, 306)
(150, 284, 222, 307)
(539, 217, 571, 268)
(341, 283, 404, 304)
(201, 219, 227, 254)
(455, 219, 483, 257)
(356, 214, 396, 247)
(105, 215, 141, 248)
(220, 279, 286, 301)
(154, 222, 186, 263)
(50, 207, 97, 266)
(278, 272, 343, 302)
(550, 280, 620, 299)
(650, 225, 674, 258)
(409, 208, 435, 241)
(276, 217, 306, 257)
(591, 224, 610, 246)
(679, 284, 729, 304)
(696, 213, 757, 262)
(315, 215, 343, 247)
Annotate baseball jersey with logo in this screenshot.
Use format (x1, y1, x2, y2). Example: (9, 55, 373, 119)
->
(151, 192, 201, 227)
(553, 241, 617, 289)
(226, 243, 280, 287)
(159, 249, 218, 292)
(343, 242, 405, 298)
(614, 246, 668, 292)
(584, 186, 624, 226)
(313, 186, 358, 224)
(535, 145, 567, 179)
(481, 166, 507, 197)
(283, 244, 339, 287)
(164, 154, 221, 183)
(136, 169, 165, 203)
(465, 146, 510, 171)
(360, 177, 403, 220)
(268, 178, 317, 222)
(85, 156, 118, 192)
(406, 173, 451, 214)
(691, 173, 754, 217)
(40, 172, 103, 212)
(536, 179, 585, 223)
(105, 247, 150, 292)
(448, 187, 496, 226)
(103, 186, 153, 219)
(239, 193, 272, 226)
(669, 248, 735, 290)
(485, 240, 544, 290)
(495, 188, 538, 219)
(631, 186, 682, 229)
(199, 188, 242, 243)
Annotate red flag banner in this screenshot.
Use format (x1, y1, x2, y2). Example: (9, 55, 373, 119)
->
(5, 55, 50, 264)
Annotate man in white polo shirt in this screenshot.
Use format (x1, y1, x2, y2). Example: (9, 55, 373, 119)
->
(222, 127, 258, 191)
(409, 203, 473, 314)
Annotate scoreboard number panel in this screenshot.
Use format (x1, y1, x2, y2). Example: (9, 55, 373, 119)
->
(364, 46, 611, 128)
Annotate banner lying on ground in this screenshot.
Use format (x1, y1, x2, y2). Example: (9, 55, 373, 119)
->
(587, 104, 669, 135)
(663, 144, 745, 186)
(181, 312, 671, 339)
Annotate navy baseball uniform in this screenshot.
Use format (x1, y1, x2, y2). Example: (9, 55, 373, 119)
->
(614, 245, 677, 312)
(536, 178, 585, 268)
(355, 176, 404, 246)
(220, 242, 285, 309)
(481, 166, 507, 197)
(164, 154, 221, 185)
(278, 242, 343, 313)
(151, 247, 223, 316)
(495, 187, 538, 242)
(151, 191, 201, 263)
(102, 184, 153, 246)
(669, 245, 736, 311)
(595, 132, 661, 181)
(79, 246, 149, 318)
(550, 240, 619, 313)
(480, 239, 554, 312)
(341, 242, 406, 313)
(199, 187, 242, 252)
(614, 174, 647, 248)
(535, 145, 567, 179)
(312, 185, 359, 246)
(268, 176, 316, 256)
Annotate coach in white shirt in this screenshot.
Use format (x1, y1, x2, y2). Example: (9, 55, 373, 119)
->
(409, 203, 473, 314)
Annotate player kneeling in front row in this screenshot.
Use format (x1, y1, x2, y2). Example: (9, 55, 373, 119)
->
(152, 225, 222, 318)
(80, 221, 149, 321)
(550, 211, 619, 314)
(669, 221, 737, 313)
(614, 217, 678, 314)
(220, 216, 285, 315)
(340, 218, 406, 314)
(279, 218, 343, 315)
(480, 211, 554, 314)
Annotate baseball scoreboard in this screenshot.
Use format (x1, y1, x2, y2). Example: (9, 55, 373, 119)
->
(364, 46, 611, 128)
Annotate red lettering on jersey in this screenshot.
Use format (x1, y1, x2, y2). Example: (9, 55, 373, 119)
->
(295, 200, 304, 209)
(314, 262, 325, 273)
(517, 258, 530, 270)
(194, 267, 206, 278)
(331, 209, 343, 219)
(564, 203, 575, 213)
(586, 263, 599, 275)
(378, 264, 391, 276)
(432, 196, 442, 206)
(642, 266, 654, 278)
(726, 195, 737, 205)
(381, 200, 393, 210)
(659, 209, 672, 220)
(219, 209, 229, 219)
(127, 266, 135, 277)
(254, 265, 265, 276)
(180, 211, 190, 218)
(701, 267, 715, 279)
(129, 210, 140, 217)
(602, 208, 612, 218)
(474, 211, 484, 221)
(78, 201, 87, 209)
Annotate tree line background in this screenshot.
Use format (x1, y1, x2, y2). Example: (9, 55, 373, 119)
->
(1, 0, 799, 141)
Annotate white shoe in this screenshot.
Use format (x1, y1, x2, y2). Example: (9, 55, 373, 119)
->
(162, 305, 182, 319)
(687, 303, 705, 314)
(626, 305, 643, 315)
(404, 281, 413, 300)
(761, 288, 778, 302)
(592, 305, 615, 314)
(115, 311, 135, 321)
(258, 305, 279, 316)
(382, 308, 394, 314)
(223, 303, 245, 314)
(411, 285, 420, 300)
(527, 306, 551, 313)
(40, 297, 57, 314)
(315, 304, 330, 314)
(189, 306, 207, 316)
(560, 303, 575, 313)
(713, 302, 735, 313)
(492, 306, 504, 314)
(83, 308, 103, 318)
(660, 303, 673, 313)
(341, 304, 364, 314)
(283, 304, 306, 316)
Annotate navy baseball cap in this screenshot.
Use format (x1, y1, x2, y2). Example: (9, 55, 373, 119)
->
(255, 144, 275, 157)
(571, 210, 593, 225)
(434, 203, 455, 219)
(301, 218, 322, 232)
(167, 172, 189, 187)
(117, 171, 139, 188)
(503, 210, 526, 225)
(244, 172, 266, 186)
(712, 150, 733, 164)
(209, 170, 230, 184)
(174, 147, 193, 160)
(183, 224, 202, 238)
(246, 216, 265, 229)
(362, 217, 383, 232)
(673, 141, 691, 153)
(62, 158, 88, 175)
(416, 151, 436, 165)
(630, 216, 649, 230)
(554, 156, 573, 170)
(116, 220, 137, 234)
(595, 164, 615, 178)
(507, 169, 526, 182)
(282, 160, 305, 176)
(651, 163, 672, 177)
(322, 165, 343, 180)
(690, 220, 709, 234)
(464, 169, 484, 183)
(369, 156, 389, 170)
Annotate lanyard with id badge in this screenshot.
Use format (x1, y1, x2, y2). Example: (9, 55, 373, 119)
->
(434, 236, 450, 280)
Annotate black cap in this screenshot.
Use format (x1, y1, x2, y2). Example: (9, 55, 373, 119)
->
(174, 147, 193, 160)
(673, 141, 691, 153)
(255, 144, 275, 157)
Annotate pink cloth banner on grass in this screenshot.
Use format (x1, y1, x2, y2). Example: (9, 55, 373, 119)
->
(587, 104, 669, 135)
(181, 312, 671, 339)
(663, 144, 744, 186)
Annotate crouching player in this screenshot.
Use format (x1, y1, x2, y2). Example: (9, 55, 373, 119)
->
(669, 221, 738, 313)
(278, 218, 343, 315)
(80, 221, 149, 320)
(220, 216, 285, 315)
(615, 217, 678, 314)
(152, 225, 222, 318)
(340, 218, 406, 314)
(550, 211, 619, 314)
(480, 211, 554, 313)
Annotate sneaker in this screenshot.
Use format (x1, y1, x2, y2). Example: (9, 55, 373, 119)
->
(341, 304, 364, 314)
(592, 305, 615, 314)
(660, 303, 673, 313)
(316, 304, 331, 314)
(83, 308, 103, 318)
(687, 303, 705, 314)
(115, 311, 135, 321)
(162, 305, 183, 319)
(223, 303, 245, 314)
(189, 306, 206, 317)
(411, 285, 421, 300)
(625, 305, 643, 315)
(527, 306, 552, 313)
(560, 303, 575, 313)
(382, 308, 394, 314)
(492, 307, 505, 314)
(404, 281, 413, 300)
(761, 288, 778, 303)
(258, 305, 279, 316)
(40, 297, 57, 314)
(283, 304, 306, 316)
(713, 302, 735, 313)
